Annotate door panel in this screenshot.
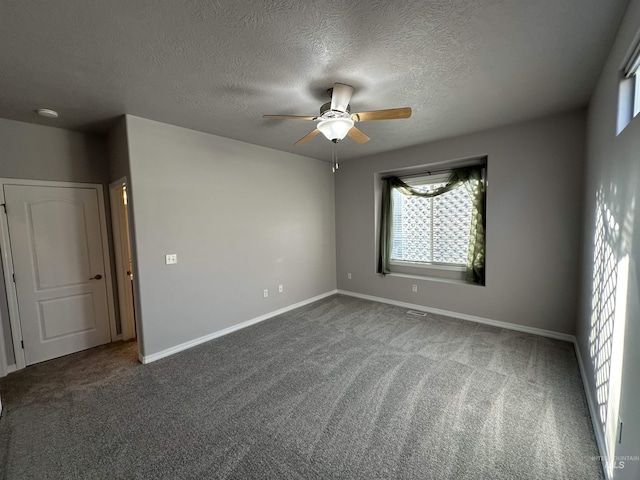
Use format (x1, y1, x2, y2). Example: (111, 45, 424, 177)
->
(39, 293, 96, 339)
(31, 200, 91, 288)
(4, 185, 111, 365)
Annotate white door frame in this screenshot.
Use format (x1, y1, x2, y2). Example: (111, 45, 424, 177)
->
(0, 178, 118, 373)
(109, 177, 136, 341)
(0, 257, 9, 378)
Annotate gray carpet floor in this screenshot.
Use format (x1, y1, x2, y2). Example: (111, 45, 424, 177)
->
(0, 295, 603, 479)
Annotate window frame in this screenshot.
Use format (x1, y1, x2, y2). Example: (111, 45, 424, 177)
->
(618, 38, 640, 133)
(634, 70, 640, 118)
(388, 170, 472, 273)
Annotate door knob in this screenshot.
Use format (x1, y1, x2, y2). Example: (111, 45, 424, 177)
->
(90, 274, 103, 280)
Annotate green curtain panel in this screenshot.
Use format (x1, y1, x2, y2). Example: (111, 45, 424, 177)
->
(377, 165, 486, 285)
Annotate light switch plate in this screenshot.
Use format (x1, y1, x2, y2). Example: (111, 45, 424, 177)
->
(165, 254, 177, 265)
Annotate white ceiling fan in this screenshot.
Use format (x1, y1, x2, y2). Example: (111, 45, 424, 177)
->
(263, 83, 412, 146)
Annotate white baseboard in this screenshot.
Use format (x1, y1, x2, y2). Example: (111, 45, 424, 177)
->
(0, 364, 17, 379)
(337, 289, 575, 342)
(573, 338, 609, 480)
(140, 290, 338, 364)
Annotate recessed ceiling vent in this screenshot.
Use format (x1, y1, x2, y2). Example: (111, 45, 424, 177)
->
(406, 310, 428, 317)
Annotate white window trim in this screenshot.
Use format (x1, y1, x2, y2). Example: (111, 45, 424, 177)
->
(401, 172, 450, 186)
(634, 72, 640, 118)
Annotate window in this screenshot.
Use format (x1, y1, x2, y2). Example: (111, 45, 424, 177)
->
(617, 39, 640, 133)
(391, 174, 472, 267)
(628, 48, 640, 118)
(377, 164, 486, 285)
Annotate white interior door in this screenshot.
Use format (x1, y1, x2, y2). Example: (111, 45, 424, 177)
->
(4, 184, 112, 365)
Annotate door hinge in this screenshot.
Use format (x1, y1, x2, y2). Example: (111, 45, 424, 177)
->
(1, 203, 5, 214)
(12, 273, 15, 283)
(20, 340, 24, 349)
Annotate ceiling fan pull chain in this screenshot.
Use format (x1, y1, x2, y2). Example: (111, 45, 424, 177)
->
(331, 144, 339, 173)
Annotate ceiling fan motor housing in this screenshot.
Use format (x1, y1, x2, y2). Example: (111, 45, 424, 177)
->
(320, 102, 351, 118)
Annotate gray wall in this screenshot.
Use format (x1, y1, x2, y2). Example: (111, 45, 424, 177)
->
(124, 115, 336, 357)
(335, 110, 586, 335)
(0, 118, 110, 367)
(0, 118, 108, 183)
(577, 0, 640, 478)
(107, 117, 131, 182)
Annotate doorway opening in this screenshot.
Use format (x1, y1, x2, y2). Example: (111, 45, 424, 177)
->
(109, 178, 136, 342)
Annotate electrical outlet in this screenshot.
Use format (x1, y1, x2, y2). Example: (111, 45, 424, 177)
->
(263, 289, 268, 298)
(348, 272, 352, 279)
(165, 254, 177, 265)
(278, 285, 283, 293)
(412, 284, 418, 293)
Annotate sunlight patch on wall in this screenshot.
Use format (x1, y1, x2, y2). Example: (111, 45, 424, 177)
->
(605, 254, 629, 477)
(589, 185, 633, 477)
(589, 187, 619, 431)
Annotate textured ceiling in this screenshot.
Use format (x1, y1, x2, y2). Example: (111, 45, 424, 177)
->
(0, 0, 629, 161)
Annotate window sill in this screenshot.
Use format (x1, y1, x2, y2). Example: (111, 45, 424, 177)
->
(390, 261, 465, 272)
(389, 261, 466, 281)
(386, 272, 474, 286)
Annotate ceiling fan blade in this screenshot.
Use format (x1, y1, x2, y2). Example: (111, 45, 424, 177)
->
(294, 129, 320, 146)
(330, 83, 354, 113)
(263, 115, 317, 120)
(347, 126, 371, 144)
(351, 107, 412, 122)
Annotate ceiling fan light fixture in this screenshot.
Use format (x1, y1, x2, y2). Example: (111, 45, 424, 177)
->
(317, 117, 354, 142)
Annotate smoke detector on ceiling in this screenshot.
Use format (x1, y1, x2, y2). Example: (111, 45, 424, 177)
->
(35, 108, 58, 118)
